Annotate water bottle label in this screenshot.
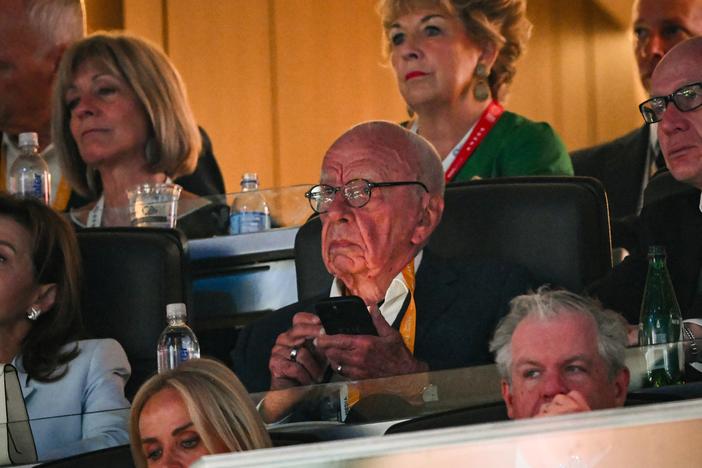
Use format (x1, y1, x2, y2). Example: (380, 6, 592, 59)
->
(32, 173, 44, 197)
(179, 344, 190, 362)
(229, 211, 271, 234)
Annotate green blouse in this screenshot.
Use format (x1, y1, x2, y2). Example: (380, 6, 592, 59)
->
(451, 111, 573, 182)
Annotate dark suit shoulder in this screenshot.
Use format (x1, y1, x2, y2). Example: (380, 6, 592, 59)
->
(571, 126, 648, 180)
(174, 126, 226, 196)
(571, 127, 648, 163)
(414, 252, 532, 369)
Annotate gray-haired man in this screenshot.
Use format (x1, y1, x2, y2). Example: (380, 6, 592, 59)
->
(490, 289, 630, 419)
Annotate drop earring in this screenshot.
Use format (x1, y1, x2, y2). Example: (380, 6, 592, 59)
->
(27, 306, 41, 321)
(473, 63, 490, 102)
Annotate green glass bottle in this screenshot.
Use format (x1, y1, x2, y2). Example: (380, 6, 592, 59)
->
(639, 246, 684, 387)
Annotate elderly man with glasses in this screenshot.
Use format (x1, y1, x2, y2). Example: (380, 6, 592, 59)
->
(591, 37, 702, 351)
(232, 121, 531, 398)
(572, 0, 702, 252)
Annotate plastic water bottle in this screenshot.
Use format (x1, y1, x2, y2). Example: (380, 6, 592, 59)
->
(229, 172, 271, 234)
(156, 303, 200, 373)
(8, 132, 51, 205)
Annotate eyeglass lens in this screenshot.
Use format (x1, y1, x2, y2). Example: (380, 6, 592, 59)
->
(641, 83, 702, 123)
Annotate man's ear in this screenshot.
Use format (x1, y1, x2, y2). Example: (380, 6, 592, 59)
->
(612, 367, 630, 407)
(410, 194, 444, 246)
(47, 44, 68, 75)
(501, 379, 515, 419)
(33, 283, 57, 315)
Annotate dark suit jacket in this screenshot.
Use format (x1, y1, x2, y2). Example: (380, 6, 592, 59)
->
(232, 250, 532, 393)
(572, 126, 650, 219)
(572, 126, 651, 251)
(588, 184, 702, 323)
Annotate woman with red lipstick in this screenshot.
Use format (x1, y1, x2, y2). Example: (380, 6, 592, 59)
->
(379, 0, 573, 182)
(52, 32, 227, 238)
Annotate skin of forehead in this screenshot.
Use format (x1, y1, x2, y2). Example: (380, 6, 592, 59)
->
(652, 37, 702, 93)
(512, 310, 600, 364)
(321, 132, 419, 182)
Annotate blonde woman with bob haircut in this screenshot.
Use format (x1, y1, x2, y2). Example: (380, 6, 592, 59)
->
(52, 32, 227, 238)
(379, 0, 572, 181)
(130, 358, 271, 467)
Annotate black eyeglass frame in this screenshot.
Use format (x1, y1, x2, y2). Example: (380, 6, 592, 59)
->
(639, 81, 702, 124)
(304, 178, 429, 214)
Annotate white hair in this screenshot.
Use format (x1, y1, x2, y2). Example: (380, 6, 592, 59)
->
(23, 0, 85, 53)
(490, 287, 629, 383)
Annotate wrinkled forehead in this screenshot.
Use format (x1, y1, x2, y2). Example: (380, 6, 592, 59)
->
(321, 138, 417, 183)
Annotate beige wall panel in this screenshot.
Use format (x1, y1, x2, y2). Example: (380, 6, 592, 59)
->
(166, 1, 275, 192)
(553, 0, 595, 150)
(273, 0, 407, 187)
(85, 0, 123, 32)
(507, 0, 559, 130)
(510, 0, 642, 152)
(122, 0, 164, 49)
(114, 0, 645, 189)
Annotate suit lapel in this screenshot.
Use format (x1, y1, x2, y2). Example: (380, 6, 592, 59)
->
(604, 126, 649, 217)
(10, 357, 35, 401)
(413, 250, 460, 342)
(672, 191, 702, 309)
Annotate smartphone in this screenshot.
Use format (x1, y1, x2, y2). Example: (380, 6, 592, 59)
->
(314, 296, 378, 336)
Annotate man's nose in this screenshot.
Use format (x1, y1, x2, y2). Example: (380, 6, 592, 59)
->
(643, 33, 665, 60)
(659, 101, 690, 135)
(540, 371, 568, 399)
(324, 192, 351, 222)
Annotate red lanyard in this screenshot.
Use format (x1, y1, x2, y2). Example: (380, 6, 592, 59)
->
(444, 100, 504, 182)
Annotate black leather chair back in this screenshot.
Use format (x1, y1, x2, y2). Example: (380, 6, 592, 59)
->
(295, 177, 612, 300)
(77, 228, 190, 399)
(37, 444, 134, 467)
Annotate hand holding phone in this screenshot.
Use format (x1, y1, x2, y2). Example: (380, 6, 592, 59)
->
(314, 296, 378, 336)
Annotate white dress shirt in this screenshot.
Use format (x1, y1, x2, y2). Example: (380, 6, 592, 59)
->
(329, 250, 423, 326)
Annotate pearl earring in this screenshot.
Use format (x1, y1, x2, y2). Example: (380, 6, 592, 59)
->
(27, 306, 41, 321)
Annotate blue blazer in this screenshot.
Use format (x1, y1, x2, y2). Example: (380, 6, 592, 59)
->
(13, 338, 131, 461)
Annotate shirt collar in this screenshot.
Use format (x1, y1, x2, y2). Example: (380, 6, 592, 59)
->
(329, 250, 423, 326)
(409, 121, 476, 172)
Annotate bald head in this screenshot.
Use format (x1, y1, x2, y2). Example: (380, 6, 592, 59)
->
(651, 36, 702, 189)
(323, 121, 445, 197)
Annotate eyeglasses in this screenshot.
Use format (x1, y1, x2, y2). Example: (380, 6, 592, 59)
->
(639, 82, 702, 124)
(305, 178, 429, 214)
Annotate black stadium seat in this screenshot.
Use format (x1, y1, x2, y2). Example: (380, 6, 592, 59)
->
(37, 444, 134, 467)
(77, 228, 190, 399)
(295, 176, 613, 301)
